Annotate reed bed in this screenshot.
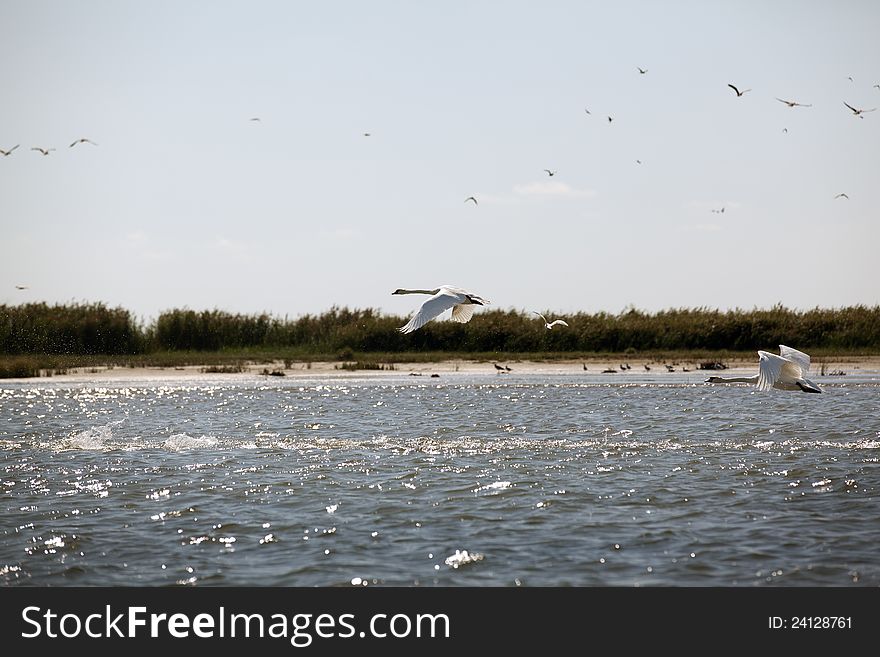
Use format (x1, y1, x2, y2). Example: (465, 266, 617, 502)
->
(2, 302, 879, 377)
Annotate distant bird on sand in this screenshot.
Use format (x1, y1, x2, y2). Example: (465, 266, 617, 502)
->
(583, 363, 588, 371)
(393, 285, 489, 334)
(533, 311, 568, 329)
(69, 138, 98, 147)
(834, 193, 849, 200)
(776, 98, 811, 108)
(728, 83, 751, 97)
(637, 67, 648, 74)
(705, 345, 822, 393)
(543, 169, 557, 177)
(844, 101, 876, 117)
(31, 147, 55, 155)
(464, 196, 478, 206)
(1, 144, 19, 156)
(644, 364, 651, 371)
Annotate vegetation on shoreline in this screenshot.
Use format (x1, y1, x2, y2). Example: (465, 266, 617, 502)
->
(2, 302, 880, 377)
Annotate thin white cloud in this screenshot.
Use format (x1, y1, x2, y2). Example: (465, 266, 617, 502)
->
(513, 181, 597, 198)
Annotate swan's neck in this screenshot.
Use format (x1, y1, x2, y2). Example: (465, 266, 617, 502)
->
(711, 375, 758, 384)
(396, 288, 439, 295)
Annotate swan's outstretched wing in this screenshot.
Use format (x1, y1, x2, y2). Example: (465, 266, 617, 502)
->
(779, 345, 811, 373)
(450, 303, 476, 323)
(547, 320, 569, 328)
(757, 351, 803, 391)
(399, 289, 462, 334)
(532, 311, 548, 324)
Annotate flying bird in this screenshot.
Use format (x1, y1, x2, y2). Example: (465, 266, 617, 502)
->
(844, 101, 876, 117)
(249, 117, 262, 122)
(393, 285, 489, 334)
(363, 132, 372, 136)
(637, 67, 648, 75)
(834, 193, 849, 199)
(584, 108, 591, 115)
(69, 138, 98, 147)
(532, 312, 569, 329)
(607, 115, 614, 123)
(464, 196, 478, 206)
(31, 147, 55, 155)
(15, 285, 29, 290)
(776, 98, 811, 108)
(543, 169, 557, 177)
(1, 144, 19, 156)
(727, 83, 751, 97)
(705, 345, 821, 393)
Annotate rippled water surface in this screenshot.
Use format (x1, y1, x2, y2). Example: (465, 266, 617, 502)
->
(2, 369, 879, 586)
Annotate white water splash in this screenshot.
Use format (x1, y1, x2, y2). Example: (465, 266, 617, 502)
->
(65, 419, 125, 450)
(444, 549, 484, 569)
(163, 434, 219, 450)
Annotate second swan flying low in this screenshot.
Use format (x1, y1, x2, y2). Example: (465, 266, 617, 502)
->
(393, 285, 489, 334)
(705, 345, 822, 393)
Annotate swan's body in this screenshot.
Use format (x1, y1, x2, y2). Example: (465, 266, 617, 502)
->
(533, 311, 568, 329)
(706, 345, 822, 393)
(393, 285, 489, 334)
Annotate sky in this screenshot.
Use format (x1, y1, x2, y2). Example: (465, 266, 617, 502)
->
(1, 1, 878, 324)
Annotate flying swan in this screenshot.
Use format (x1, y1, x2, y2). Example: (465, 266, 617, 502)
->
(393, 285, 489, 334)
(705, 345, 822, 393)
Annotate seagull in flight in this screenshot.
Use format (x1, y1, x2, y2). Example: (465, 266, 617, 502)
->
(834, 193, 849, 200)
(543, 169, 557, 177)
(15, 284, 29, 290)
(464, 196, 478, 206)
(69, 138, 98, 147)
(1, 144, 19, 156)
(844, 101, 876, 117)
(533, 311, 569, 329)
(249, 117, 262, 122)
(727, 83, 751, 97)
(637, 67, 648, 75)
(776, 98, 811, 108)
(584, 108, 591, 115)
(31, 147, 55, 156)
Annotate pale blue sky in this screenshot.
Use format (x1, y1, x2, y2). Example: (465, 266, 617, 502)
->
(2, 1, 878, 323)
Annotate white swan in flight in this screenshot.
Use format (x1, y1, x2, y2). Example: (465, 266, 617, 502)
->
(532, 311, 569, 329)
(705, 345, 822, 393)
(393, 285, 489, 334)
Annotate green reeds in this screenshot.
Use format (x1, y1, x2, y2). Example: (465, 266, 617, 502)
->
(3, 303, 880, 374)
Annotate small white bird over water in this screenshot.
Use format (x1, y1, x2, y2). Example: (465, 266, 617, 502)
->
(393, 285, 489, 334)
(532, 311, 569, 329)
(705, 345, 822, 393)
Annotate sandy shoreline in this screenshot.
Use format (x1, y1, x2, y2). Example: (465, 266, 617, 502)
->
(4, 355, 878, 383)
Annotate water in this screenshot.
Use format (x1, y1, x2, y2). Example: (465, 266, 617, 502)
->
(2, 368, 879, 587)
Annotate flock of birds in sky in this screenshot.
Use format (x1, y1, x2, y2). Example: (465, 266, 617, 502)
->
(382, 71, 876, 395)
(7, 69, 872, 395)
